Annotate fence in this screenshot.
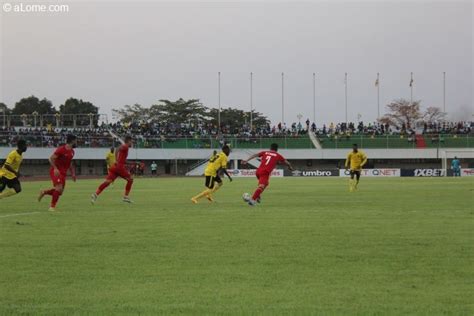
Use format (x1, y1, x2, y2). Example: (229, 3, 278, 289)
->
(1, 133, 473, 149)
(317, 134, 474, 149)
(0, 134, 315, 149)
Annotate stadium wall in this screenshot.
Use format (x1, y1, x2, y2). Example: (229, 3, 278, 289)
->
(2, 147, 474, 160)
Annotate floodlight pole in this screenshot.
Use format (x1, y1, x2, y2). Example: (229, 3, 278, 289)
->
(377, 72, 380, 120)
(312, 72, 316, 123)
(281, 72, 285, 124)
(218, 71, 221, 135)
(250, 72, 253, 130)
(443, 72, 446, 113)
(344, 72, 348, 125)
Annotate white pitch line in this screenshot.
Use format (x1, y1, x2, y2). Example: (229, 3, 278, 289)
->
(0, 211, 41, 219)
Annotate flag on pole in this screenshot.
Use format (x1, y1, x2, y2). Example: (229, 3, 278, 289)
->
(409, 73, 414, 87)
(375, 77, 379, 87)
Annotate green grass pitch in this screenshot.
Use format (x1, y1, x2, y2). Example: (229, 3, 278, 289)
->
(1, 177, 473, 315)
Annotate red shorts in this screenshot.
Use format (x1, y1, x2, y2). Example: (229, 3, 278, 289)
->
(50, 168, 66, 187)
(107, 165, 132, 181)
(256, 169, 270, 186)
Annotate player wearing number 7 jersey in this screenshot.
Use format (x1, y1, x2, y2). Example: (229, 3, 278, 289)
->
(242, 143, 293, 206)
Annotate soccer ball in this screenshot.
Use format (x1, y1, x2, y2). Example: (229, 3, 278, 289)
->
(242, 193, 251, 202)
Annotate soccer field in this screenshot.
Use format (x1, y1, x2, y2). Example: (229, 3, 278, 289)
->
(1, 177, 473, 315)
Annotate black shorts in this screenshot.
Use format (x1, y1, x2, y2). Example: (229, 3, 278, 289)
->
(0, 176, 21, 192)
(350, 170, 361, 180)
(204, 175, 222, 189)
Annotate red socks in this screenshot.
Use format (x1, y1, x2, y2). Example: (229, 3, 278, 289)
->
(96, 179, 133, 197)
(125, 179, 133, 196)
(252, 187, 264, 200)
(96, 181, 111, 195)
(51, 190, 61, 207)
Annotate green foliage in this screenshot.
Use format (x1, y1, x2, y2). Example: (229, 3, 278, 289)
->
(0, 102, 10, 114)
(208, 107, 269, 129)
(59, 98, 99, 126)
(59, 98, 98, 114)
(113, 98, 269, 129)
(12, 96, 56, 115)
(151, 99, 209, 124)
(0, 177, 472, 314)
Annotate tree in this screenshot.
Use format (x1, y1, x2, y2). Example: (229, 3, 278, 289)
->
(151, 99, 209, 125)
(379, 99, 421, 129)
(207, 107, 269, 130)
(59, 98, 98, 114)
(11, 96, 56, 126)
(12, 96, 56, 115)
(422, 106, 446, 124)
(113, 104, 150, 123)
(113, 99, 210, 125)
(0, 103, 10, 114)
(112, 99, 270, 131)
(59, 98, 99, 126)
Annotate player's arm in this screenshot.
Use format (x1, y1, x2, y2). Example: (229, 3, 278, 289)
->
(3, 155, 19, 177)
(218, 157, 232, 181)
(360, 153, 368, 168)
(108, 130, 125, 145)
(283, 159, 293, 171)
(49, 152, 60, 176)
(115, 147, 120, 161)
(345, 153, 351, 169)
(242, 152, 260, 165)
(221, 168, 232, 182)
(69, 161, 76, 182)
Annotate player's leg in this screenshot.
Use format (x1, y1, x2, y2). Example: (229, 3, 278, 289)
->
(0, 177, 21, 199)
(349, 171, 355, 192)
(39, 170, 65, 211)
(91, 169, 118, 204)
(49, 183, 64, 211)
(211, 176, 223, 193)
(192, 176, 214, 203)
(354, 171, 361, 189)
(207, 176, 223, 202)
(108, 168, 115, 186)
(122, 171, 134, 203)
(249, 173, 269, 205)
(0, 177, 6, 193)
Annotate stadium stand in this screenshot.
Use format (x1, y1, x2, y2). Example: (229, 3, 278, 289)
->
(0, 119, 472, 149)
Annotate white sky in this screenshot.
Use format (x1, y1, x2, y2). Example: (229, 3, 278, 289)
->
(1, 0, 472, 125)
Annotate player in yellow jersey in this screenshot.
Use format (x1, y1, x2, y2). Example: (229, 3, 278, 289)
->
(0, 140, 27, 199)
(191, 145, 232, 203)
(106, 148, 116, 171)
(105, 147, 116, 185)
(345, 143, 367, 192)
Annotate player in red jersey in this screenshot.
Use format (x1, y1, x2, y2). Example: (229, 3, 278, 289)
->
(242, 143, 293, 206)
(38, 134, 77, 212)
(91, 135, 134, 204)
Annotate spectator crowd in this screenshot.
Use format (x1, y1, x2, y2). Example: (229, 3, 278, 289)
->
(0, 120, 472, 148)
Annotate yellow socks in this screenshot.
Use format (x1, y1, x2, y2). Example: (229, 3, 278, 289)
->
(211, 183, 223, 193)
(349, 179, 354, 192)
(0, 189, 17, 199)
(193, 189, 213, 201)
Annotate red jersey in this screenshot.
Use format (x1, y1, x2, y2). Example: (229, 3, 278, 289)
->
(52, 145, 75, 175)
(116, 144, 129, 167)
(257, 150, 285, 174)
